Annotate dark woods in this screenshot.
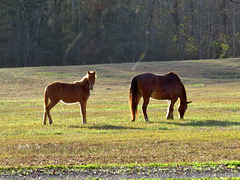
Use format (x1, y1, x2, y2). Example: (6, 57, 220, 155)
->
(1, 0, 240, 67)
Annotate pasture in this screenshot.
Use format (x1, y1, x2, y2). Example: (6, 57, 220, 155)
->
(0, 59, 240, 167)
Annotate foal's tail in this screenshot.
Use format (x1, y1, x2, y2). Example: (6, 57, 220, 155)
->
(129, 76, 140, 122)
(44, 87, 49, 109)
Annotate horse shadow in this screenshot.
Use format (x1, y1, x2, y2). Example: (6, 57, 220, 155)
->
(67, 120, 240, 130)
(68, 124, 143, 130)
(166, 120, 240, 127)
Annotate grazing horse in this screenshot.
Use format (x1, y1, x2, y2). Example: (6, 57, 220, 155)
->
(43, 71, 96, 125)
(129, 72, 191, 122)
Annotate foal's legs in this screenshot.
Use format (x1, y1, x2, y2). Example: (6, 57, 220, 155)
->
(142, 96, 150, 122)
(43, 100, 59, 125)
(166, 98, 177, 119)
(43, 112, 47, 125)
(80, 100, 87, 124)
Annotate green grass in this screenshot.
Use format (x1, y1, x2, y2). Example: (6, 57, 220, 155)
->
(0, 58, 240, 167)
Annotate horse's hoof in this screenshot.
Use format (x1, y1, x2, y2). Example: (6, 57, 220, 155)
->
(131, 119, 135, 122)
(144, 118, 150, 122)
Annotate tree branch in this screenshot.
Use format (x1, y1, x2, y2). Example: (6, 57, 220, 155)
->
(229, 0, 240, 4)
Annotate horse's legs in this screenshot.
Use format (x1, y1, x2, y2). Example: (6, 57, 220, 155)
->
(142, 96, 150, 122)
(166, 98, 177, 119)
(45, 100, 59, 124)
(80, 100, 87, 124)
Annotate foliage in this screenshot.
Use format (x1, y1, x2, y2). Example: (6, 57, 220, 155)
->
(1, 1, 240, 67)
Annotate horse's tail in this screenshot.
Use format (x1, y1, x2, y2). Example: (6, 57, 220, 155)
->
(129, 76, 140, 122)
(44, 87, 49, 109)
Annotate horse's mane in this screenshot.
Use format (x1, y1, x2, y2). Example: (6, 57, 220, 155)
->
(74, 74, 89, 86)
(164, 72, 181, 81)
(164, 72, 187, 103)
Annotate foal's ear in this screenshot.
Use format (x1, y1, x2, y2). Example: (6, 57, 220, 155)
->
(187, 101, 192, 104)
(88, 70, 96, 76)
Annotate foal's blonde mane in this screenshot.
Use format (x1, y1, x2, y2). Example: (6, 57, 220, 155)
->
(74, 74, 89, 86)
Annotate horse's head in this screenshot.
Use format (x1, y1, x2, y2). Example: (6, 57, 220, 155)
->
(178, 101, 191, 119)
(87, 71, 96, 90)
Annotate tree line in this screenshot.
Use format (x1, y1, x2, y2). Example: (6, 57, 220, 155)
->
(1, 0, 240, 67)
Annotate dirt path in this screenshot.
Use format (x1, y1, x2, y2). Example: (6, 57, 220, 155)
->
(1, 165, 240, 179)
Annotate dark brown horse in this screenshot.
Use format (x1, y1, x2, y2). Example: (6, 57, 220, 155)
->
(129, 72, 191, 122)
(43, 71, 96, 125)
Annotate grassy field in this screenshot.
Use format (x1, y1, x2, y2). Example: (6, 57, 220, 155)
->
(0, 58, 240, 167)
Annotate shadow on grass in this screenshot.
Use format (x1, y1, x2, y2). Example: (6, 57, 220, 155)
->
(167, 120, 240, 127)
(69, 123, 170, 130)
(69, 124, 143, 130)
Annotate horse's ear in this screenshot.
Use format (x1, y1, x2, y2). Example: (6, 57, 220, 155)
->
(187, 101, 192, 104)
(93, 71, 97, 78)
(88, 71, 90, 75)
